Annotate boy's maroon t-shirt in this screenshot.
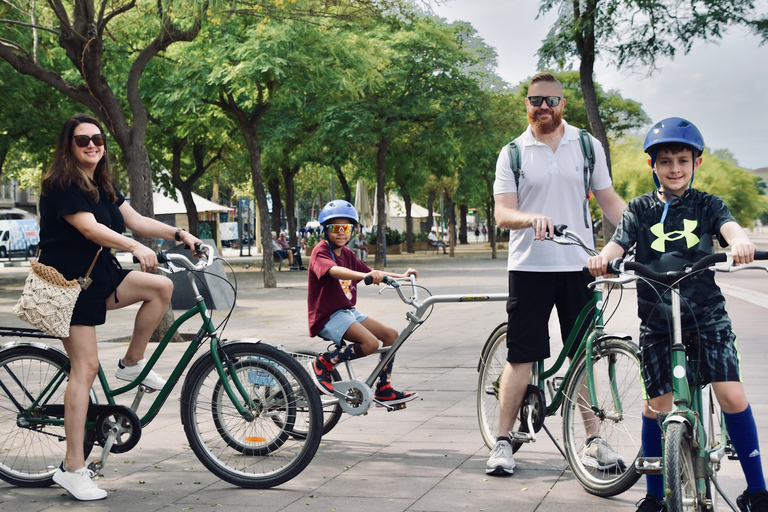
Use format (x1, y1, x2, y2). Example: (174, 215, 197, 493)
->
(307, 240, 371, 337)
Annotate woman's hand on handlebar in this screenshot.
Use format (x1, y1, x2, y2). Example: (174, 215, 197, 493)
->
(179, 231, 205, 257)
(131, 243, 158, 272)
(401, 268, 418, 279)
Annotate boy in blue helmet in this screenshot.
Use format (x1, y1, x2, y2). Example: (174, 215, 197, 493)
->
(587, 118, 766, 512)
(307, 199, 419, 406)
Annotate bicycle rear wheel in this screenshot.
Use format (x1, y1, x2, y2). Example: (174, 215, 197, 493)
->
(181, 342, 322, 488)
(0, 344, 95, 487)
(561, 337, 643, 497)
(289, 350, 343, 435)
(665, 422, 704, 511)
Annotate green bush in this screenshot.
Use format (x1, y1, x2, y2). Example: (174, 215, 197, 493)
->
(366, 228, 404, 246)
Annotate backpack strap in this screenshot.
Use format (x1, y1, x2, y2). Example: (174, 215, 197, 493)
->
(507, 140, 522, 190)
(577, 129, 595, 229)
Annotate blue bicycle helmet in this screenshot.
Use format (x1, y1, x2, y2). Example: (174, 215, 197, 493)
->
(319, 199, 358, 226)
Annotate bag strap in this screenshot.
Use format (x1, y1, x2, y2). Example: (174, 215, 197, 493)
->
(577, 129, 596, 229)
(77, 248, 102, 290)
(507, 141, 522, 189)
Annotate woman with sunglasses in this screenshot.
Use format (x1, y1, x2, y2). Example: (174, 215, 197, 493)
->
(38, 113, 202, 501)
(306, 199, 418, 406)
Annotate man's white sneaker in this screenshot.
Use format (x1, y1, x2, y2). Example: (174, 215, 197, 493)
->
(52, 462, 107, 501)
(581, 437, 627, 471)
(115, 358, 166, 390)
(486, 439, 515, 475)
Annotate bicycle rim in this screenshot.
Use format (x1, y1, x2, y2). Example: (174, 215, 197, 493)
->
(0, 346, 94, 487)
(665, 422, 702, 511)
(181, 343, 322, 488)
(288, 350, 343, 436)
(562, 338, 643, 497)
(477, 323, 508, 451)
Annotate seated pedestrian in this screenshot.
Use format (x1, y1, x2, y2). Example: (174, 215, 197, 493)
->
(348, 232, 368, 262)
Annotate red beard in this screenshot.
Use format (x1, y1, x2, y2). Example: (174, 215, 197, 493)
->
(528, 108, 563, 135)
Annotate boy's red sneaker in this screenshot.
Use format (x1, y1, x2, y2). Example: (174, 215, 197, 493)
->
(309, 355, 334, 396)
(374, 383, 418, 405)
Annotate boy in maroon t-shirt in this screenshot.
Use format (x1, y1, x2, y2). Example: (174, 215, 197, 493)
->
(307, 199, 418, 406)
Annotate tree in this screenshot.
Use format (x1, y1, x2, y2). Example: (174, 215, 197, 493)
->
(537, 0, 765, 237)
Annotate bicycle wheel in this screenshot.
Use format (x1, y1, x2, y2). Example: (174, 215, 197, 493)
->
(181, 342, 323, 488)
(665, 422, 702, 511)
(561, 337, 643, 497)
(0, 344, 95, 487)
(289, 350, 343, 436)
(477, 322, 533, 452)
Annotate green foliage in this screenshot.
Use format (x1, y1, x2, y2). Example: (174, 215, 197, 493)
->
(366, 228, 403, 246)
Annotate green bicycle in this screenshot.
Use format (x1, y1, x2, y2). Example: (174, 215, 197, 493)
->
(477, 225, 644, 497)
(612, 251, 768, 511)
(0, 245, 323, 489)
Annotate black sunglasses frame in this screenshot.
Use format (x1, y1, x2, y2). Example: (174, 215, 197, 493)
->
(527, 96, 562, 108)
(73, 134, 107, 147)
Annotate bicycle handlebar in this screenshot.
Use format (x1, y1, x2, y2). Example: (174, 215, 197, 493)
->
(363, 274, 419, 306)
(609, 250, 768, 284)
(133, 243, 214, 272)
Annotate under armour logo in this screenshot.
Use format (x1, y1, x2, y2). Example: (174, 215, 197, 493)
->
(650, 219, 700, 252)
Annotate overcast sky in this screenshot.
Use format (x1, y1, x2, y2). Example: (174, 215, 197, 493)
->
(431, 0, 768, 170)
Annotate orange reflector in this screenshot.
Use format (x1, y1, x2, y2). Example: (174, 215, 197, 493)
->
(245, 437, 266, 442)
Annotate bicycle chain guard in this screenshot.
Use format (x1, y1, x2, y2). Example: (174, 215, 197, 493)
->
(521, 384, 546, 433)
(93, 404, 143, 454)
(333, 379, 372, 416)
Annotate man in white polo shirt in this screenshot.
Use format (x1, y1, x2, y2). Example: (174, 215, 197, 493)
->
(487, 72, 626, 476)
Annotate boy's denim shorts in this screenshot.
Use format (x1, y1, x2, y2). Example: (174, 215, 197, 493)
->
(318, 308, 368, 346)
(640, 329, 741, 399)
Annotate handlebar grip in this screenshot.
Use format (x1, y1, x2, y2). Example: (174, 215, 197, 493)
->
(363, 275, 395, 286)
(553, 224, 567, 237)
(133, 251, 169, 264)
(757, 250, 768, 260)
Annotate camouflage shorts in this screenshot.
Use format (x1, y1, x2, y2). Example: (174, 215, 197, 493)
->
(639, 329, 741, 399)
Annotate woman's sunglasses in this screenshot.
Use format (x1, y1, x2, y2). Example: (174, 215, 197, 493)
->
(73, 134, 107, 148)
(527, 96, 562, 108)
(327, 224, 354, 234)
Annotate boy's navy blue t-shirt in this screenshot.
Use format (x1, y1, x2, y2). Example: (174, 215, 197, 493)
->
(611, 189, 735, 336)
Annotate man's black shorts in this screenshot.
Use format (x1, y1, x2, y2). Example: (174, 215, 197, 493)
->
(506, 271, 594, 364)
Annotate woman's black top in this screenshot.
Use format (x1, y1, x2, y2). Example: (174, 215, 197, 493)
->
(38, 180, 131, 326)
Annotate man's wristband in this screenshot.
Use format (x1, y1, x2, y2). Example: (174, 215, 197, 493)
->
(175, 228, 185, 242)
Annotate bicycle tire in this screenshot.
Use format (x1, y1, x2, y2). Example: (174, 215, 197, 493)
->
(477, 323, 532, 453)
(0, 344, 96, 487)
(561, 337, 643, 497)
(289, 350, 343, 435)
(180, 342, 322, 488)
(664, 422, 703, 511)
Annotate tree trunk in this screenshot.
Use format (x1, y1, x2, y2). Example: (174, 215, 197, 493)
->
(446, 194, 455, 257)
(404, 193, 413, 253)
(374, 136, 390, 269)
(577, 0, 617, 242)
(486, 202, 497, 260)
(333, 163, 352, 203)
(458, 204, 468, 244)
(427, 190, 436, 232)
(281, 163, 300, 247)
(268, 177, 281, 235)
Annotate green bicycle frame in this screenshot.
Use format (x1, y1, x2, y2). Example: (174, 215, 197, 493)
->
(22, 276, 256, 430)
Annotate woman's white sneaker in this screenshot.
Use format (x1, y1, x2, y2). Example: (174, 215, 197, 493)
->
(52, 463, 107, 500)
(115, 358, 167, 390)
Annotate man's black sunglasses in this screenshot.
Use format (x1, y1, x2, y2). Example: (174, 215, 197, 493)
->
(73, 134, 107, 147)
(527, 96, 562, 108)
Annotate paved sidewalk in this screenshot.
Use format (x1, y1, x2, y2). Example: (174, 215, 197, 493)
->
(1, 238, 767, 511)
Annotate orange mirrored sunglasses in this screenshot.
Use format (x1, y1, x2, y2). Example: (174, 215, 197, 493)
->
(327, 224, 354, 234)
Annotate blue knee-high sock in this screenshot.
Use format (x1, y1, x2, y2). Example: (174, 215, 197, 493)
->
(642, 414, 664, 499)
(723, 404, 766, 493)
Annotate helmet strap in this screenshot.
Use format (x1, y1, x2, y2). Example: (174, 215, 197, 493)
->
(659, 190, 684, 224)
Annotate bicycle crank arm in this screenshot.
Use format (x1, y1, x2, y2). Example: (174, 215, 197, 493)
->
(88, 428, 118, 474)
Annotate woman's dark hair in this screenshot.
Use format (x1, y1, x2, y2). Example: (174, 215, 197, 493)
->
(41, 113, 117, 202)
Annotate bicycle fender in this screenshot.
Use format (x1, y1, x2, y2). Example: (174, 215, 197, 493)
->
(595, 333, 632, 343)
(663, 415, 692, 430)
(0, 340, 69, 360)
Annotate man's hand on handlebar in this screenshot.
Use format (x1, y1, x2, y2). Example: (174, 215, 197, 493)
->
(530, 215, 554, 241)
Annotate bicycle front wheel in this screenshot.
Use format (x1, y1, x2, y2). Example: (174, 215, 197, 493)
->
(180, 342, 323, 488)
(562, 337, 643, 497)
(477, 323, 508, 451)
(0, 344, 95, 487)
(664, 422, 703, 511)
